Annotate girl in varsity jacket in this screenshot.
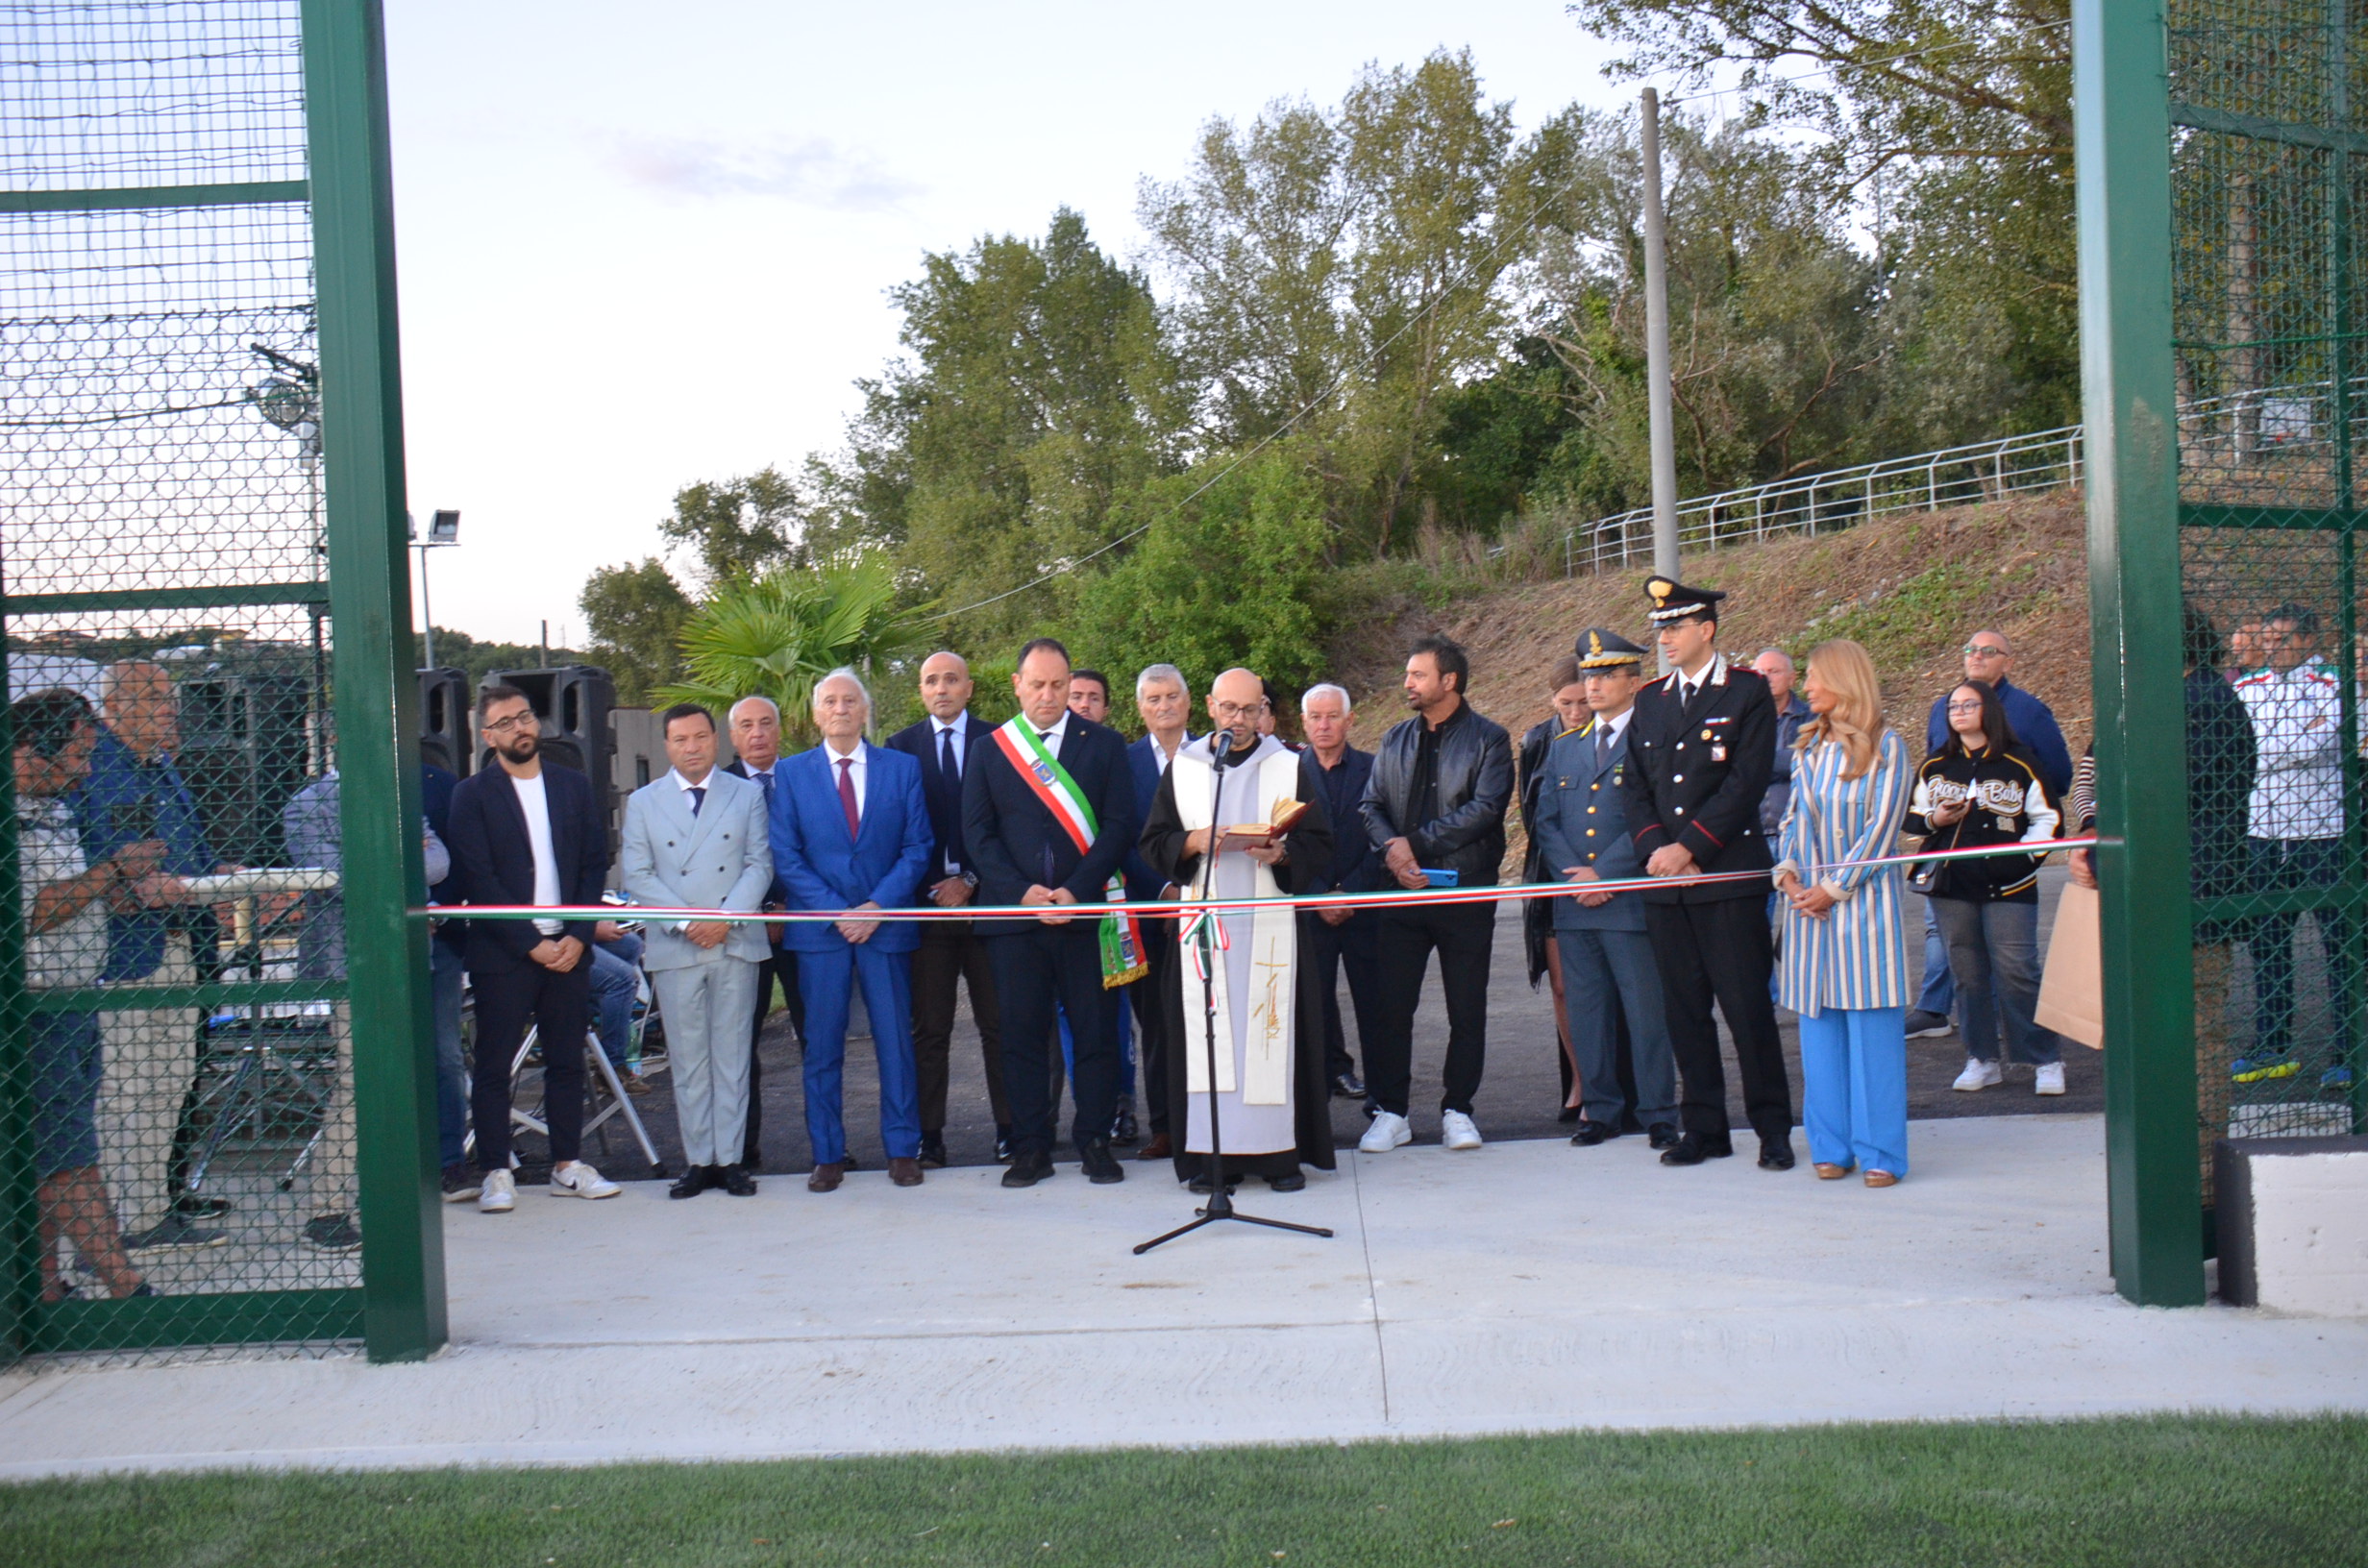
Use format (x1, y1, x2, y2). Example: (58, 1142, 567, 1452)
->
(1904, 681, 2062, 902)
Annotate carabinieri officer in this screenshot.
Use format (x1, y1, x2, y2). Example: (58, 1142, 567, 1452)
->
(1618, 576, 1796, 1171)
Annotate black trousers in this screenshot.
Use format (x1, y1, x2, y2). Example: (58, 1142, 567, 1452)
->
(1643, 896, 1792, 1143)
(1368, 901, 1496, 1117)
(1129, 918, 1176, 1134)
(472, 958, 592, 1171)
(911, 918, 1008, 1132)
(742, 944, 805, 1167)
(986, 923, 1118, 1158)
(1306, 908, 1381, 1083)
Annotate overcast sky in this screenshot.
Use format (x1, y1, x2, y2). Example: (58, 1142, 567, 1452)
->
(384, 2, 1632, 644)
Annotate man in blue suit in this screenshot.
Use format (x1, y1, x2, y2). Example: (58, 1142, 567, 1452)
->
(1121, 663, 1194, 1160)
(1530, 629, 1678, 1148)
(1299, 682, 1384, 1102)
(623, 703, 774, 1199)
(772, 668, 935, 1191)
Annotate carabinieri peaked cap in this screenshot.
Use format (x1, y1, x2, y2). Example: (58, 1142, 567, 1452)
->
(1574, 626, 1648, 669)
(1643, 576, 1728, 625)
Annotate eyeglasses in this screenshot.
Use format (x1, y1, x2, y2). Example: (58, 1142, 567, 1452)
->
(1211, 701, 1262, 721)
(482, 712, 538, 735)
(1962, 644, 2009, 659)
(1946, 699, 1986, 714)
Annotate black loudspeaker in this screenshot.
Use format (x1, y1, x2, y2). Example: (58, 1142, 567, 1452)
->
(482, 666, 619, 851)
(417, 666, 470, 776)
(178, 669, 314, 868)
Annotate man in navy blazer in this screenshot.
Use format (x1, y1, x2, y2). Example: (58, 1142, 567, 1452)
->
(1121, 663, 1195, 1159)
(1529, 630, 1677, 1147)
(881, 651, 1009, 1166)
(1299, 682, 1386, 1101)
(772, 669, 935, 1191)
(959, 637, 1138, 1188)
(444, 685, 620, 1211)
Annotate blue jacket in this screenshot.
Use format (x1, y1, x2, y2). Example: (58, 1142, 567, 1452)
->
(770, 741, 933, 956)
(1925, 677, 2071, 798)
(70, 726, 216, 981)
(1530, 716, 1647, 932)
(1310, 745, 1384, 894)
(1122, 733, 1196, 903)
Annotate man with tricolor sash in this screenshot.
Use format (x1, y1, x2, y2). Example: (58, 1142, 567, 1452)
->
(960, 638, 1144, 1188)
(1137, 668, 1338, 1192)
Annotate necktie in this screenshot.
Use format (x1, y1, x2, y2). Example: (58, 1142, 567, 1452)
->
(1680, 679, 1696, 709)
(1038, 729, 1057, 750)
(755, 768, 774, 803)
(687, 785, 705, 817)
(1597, 724, 1614, 770)
(939, 724, 958, 781)
(838, 756, 860, 837)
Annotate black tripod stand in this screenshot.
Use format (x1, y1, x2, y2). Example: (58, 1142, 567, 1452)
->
(1135, 734, 1333, 1255)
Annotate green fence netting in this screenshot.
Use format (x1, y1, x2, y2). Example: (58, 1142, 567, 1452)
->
(1, 1, 364, 1357)
(2168, 0, 2366, 1207)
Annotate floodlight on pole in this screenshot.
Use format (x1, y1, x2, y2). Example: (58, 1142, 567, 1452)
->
(410, 510, 461, 667)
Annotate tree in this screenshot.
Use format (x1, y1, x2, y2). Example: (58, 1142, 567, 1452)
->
(658, 466, 798, 588)
(656, 558, 935, 744)
(1067, 447, 1332, 700)
(579, 557, 693, 705)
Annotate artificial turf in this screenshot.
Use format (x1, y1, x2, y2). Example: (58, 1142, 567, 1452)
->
(7, 1413, 2363, 1567)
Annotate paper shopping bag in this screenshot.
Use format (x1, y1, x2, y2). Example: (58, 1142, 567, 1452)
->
(2035, 879, 2105, 1048)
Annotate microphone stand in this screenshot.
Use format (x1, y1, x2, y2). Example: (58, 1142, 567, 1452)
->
(1136, 735, 1333, 1255)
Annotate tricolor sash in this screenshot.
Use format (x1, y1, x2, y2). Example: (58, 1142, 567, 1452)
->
(992, 719, 1147, 988)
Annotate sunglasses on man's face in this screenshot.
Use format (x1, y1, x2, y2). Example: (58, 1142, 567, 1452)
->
(1963, 644, 2009, 659)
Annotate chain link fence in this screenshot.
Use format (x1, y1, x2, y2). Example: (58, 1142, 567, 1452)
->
(2166, 0, 2365, 1210)
(2, 1, 371, 1357)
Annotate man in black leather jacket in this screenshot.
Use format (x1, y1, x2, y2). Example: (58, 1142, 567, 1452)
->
(1357, 634, 1514, 1153)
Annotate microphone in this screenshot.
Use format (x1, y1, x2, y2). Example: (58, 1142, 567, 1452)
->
(1211, 730, 1234, 763)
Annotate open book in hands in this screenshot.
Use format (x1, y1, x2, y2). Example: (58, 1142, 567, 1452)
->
(1214, 796, 1311, 854)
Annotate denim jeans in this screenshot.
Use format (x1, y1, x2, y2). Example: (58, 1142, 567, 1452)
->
(588, 933, 643, 1068)
(430, 940, 468, 1167)
(2248, 836, 2355, 1062)
(1915, 900, 1957, 1017)
(1933, 896, 2060, 1066)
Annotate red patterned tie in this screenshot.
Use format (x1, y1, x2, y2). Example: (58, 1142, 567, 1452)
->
(837, 755, 860, 838)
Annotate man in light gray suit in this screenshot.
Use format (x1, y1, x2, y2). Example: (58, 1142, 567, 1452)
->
(622, 702, 775, 1198)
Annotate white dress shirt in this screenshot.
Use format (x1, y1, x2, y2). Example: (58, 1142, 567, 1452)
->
(1030, 710, 1072, 757)
(671, 766, 718, 809)
(930, 713, 971, 778)
(1147, 730, 1187, 773)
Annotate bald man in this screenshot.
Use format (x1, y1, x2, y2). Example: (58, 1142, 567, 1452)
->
(884, 650, 1010, 1165)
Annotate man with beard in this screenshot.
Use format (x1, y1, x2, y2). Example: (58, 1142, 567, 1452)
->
(1137, 668, 1338, 1191)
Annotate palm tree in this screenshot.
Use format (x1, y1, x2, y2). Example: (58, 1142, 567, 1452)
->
(656, 558, 933, 741)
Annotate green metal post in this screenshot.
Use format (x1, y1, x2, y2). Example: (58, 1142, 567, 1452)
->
(2075, 0, 2207, 1305)
(304, 0, 447, 1360)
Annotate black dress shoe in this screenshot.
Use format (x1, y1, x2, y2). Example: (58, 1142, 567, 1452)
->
(1332, 1071, 1367, 1099)
(720, 1164, 759, 1195)
(1001, 1147, 1055, 1188)
(1569, 1119, 1621, 1147)
(1187, 1171, 1241, 1194)
(1647, 1122, 1681, 1151)
(1557, 1105, 1582, 1124)
(1660, 1134, 1735, 1166)
(1758, 1138, 1796, 1171)
(1111, 1097, 1140, 1144)
(668, 1165, 718, 1200)
(1267, 1171, 1307, 1192)
(994, 1126, 1015, 1164)
(918, 1133, 948, 1170)
(1078, 1137, 1125, 1185)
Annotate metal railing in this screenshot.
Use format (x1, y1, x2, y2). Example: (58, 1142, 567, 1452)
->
(1528, 374, 2367, 579)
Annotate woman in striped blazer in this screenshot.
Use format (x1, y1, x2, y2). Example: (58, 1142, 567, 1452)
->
(1772, 640, 1915, 1187)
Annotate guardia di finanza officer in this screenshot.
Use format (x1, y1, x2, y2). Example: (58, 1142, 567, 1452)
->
(1618, 576, 1795, 1171)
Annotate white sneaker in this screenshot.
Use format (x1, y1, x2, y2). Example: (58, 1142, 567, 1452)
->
(1440, 1110, 1483, 1151)
(549, 1161, 621, 1199)
(1952, 1058, 2003, 1091)
(1358, 1111, 1413, 1153)
(479, 1168, 515, 1213)
(2035, 1062, 2066, 1095)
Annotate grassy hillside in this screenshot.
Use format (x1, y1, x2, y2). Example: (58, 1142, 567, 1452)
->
(1331, 490, 2092, 759)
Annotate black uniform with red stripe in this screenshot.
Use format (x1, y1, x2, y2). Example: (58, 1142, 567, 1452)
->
(1618, 654, 1793, 1149)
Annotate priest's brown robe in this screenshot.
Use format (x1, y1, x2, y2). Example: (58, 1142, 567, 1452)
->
(1138, 738, 1339, 1184)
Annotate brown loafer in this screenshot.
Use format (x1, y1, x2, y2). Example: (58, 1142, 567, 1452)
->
(1135, 1134, 1172, 1162)
(888, 1157, 924, 1188)
(806, 1162, 845, 1193)
(1863, 1169, 1899, 1188)
(1813, 1163, 1853, 1180)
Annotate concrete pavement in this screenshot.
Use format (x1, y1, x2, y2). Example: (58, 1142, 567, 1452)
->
(4, 1113, 2366, 1477)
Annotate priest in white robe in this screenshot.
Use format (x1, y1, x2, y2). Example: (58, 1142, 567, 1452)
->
(1138, 667, 1337, 1191)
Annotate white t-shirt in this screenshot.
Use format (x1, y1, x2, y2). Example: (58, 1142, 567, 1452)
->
(511, 770, 564, 935)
